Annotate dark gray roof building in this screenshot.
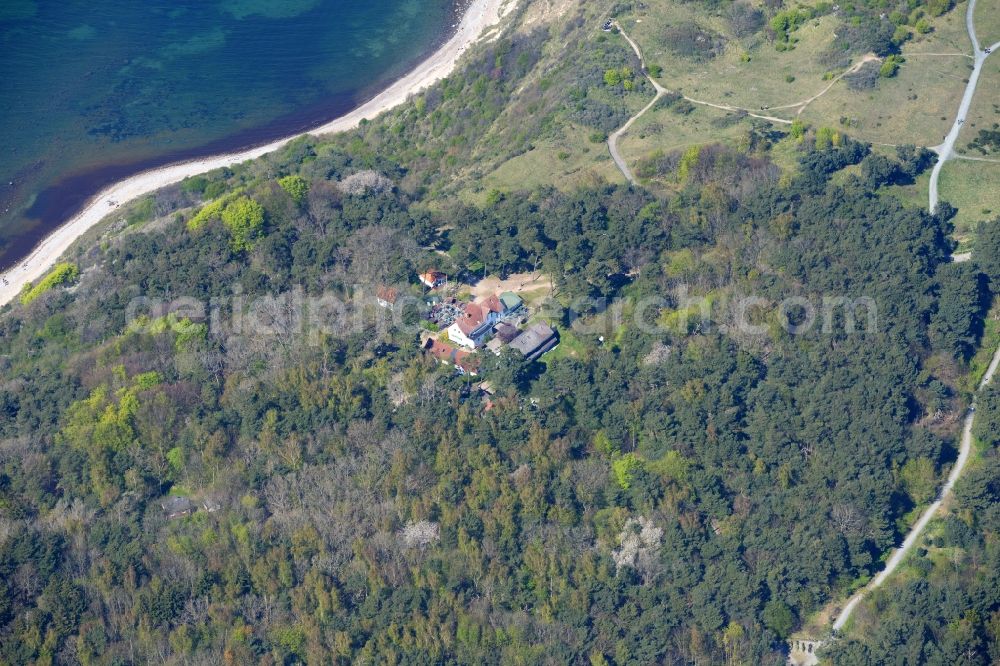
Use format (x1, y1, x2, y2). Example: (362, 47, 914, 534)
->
(161, 496, 193, 519)
(494, 322, 522, 344)
(509, 323, 558, 361)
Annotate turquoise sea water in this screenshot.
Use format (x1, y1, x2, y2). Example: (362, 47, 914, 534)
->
(0, 0, 454, 269)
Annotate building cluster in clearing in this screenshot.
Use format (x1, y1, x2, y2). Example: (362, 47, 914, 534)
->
(377, 269, 558, 377)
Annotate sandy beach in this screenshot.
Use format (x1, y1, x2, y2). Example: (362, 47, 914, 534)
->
(0, 0, 513, 308)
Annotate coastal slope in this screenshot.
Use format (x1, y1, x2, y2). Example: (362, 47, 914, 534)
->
(0, 0, 514, 309)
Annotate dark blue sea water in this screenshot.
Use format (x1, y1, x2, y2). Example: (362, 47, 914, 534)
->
(0, 0, 455, 269)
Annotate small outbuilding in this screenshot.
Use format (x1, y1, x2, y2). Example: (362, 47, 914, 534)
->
(376, 286, 399, 310)
(500, 292, 524, 313)
(494, 321, 522, 343)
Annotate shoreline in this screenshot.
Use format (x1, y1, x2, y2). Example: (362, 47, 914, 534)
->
(0, 0, 512, 308)
(4, 0, 472, 266)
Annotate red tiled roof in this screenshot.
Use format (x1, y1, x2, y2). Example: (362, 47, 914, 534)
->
(423, 338, 479, 374)
(455, 294, 510, 336)
(377, 286, 399, 303)
(482, 294, 504, 314)
(424, 338, 456, 361)
(456, 302, 489, 336)
(420, 270, 446, 285)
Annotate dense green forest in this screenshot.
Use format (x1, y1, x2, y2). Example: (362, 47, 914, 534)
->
(823, 379, 1000, 664)
(822, 220, 1000, 665)
(1, 1, 997, 664)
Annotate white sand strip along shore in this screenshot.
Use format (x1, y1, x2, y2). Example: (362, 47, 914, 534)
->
(0, 0, 515, 309)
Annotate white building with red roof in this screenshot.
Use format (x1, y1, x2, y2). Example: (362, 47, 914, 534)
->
(376, 286, 399, 310)
(419, 270, 447, 289)
(423, 338, 479, 376)
(448, 294, 507, 348)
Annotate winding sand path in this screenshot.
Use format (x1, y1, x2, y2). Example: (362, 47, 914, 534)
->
(0, 0, 515, 308)
(824, 1, 999, 638)
(928, 0, 1000, 215)
(608, 21, 872, 185)
(608, 23, 671, 184)
(609, 15, 1000, 644)
(955, 154, 1000, 164)
(831, 341, 1000, 634)
(765, 54, 880, 116)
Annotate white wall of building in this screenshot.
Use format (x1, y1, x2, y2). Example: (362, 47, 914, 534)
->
(448, 323, 477, 349)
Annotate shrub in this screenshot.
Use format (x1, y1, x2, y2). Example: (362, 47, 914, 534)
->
(187, 190, 244, 232)
(726, 1, 765, 38)
(677, 145, 702, 182)
(277, 175, 309, 204)
(20, 262, 79, 305)
(485, 189, 505, 206)
(187, 199, 225, 231)
(664, 23, 726, 60)
(180, 176, 209, 195)
(612, 453, 643, 490)
(860, 153, 902, 188)
(339, 170, 394, 196)
(635, 150, 681, 179)
(770, 8, 811, 48)
(967, 127, 1000, 154)
(975, 218, 1000, 286)
(925, 0, 952, 17)
(655, 91, 693, 115)
(789, 119, 807, 141)
(815, 126, 842, 149)
(901, 457, 937, 504)
(879, 55, 905, 77)
(845, 61, 881, 90)
(896, 144, 936, 176)
(604, 67, 636, 90)
(569, 97, 630, 132)
(892, 24, 911, 45)
(822, 16, 897, 62)
(671, 98, 695, 115)
(221, 197, 265, 252)
(126, 197, 155, 226)
(204, 181, 228, 199)
(763, 600, 796, 639)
